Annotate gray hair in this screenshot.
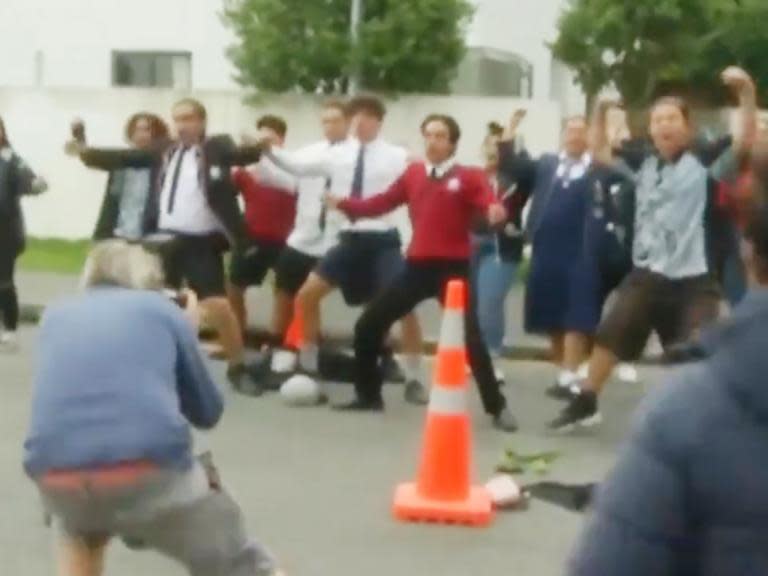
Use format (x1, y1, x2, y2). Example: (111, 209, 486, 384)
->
(81, 240, 165, 291)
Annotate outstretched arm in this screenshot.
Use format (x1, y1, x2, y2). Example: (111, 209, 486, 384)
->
(264, 140, 331, 178)
(328, 170, 409, 219)
(78, 147, 157, 170)
(11, 154, 47, 196)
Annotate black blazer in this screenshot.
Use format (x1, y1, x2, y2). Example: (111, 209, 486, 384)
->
(79, 148, 163, 240)
(80, 135, 261, 250)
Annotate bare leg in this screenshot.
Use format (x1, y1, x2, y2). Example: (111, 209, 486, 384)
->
(562, 332, 593, 372)
(399, 312, 422, 356)
(226, 283, 248, 335)
(271, 289, 295, 341)
(583, 345, 618, 395)
(57, 535, 109, 576)
(295, 273, 336, 372)
(550, 332, 565, 366)
(296, 273, 335, 345)
(399, 311, 424, 385)
(200, 297, 245, 366)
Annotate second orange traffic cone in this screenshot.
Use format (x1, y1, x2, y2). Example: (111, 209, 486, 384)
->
(284, 300, 304, 350)
(393, 279, 494, 527)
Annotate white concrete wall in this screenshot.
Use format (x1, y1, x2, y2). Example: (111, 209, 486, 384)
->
(0, 0, 237, 89)
(1, 0, 583, 109)
(0, 88, 563, 239)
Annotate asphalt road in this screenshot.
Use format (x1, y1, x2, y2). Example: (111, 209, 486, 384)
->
(1, 321, 668, 576)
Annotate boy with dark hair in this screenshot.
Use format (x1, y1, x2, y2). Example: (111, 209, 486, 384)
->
(325, 113, 517, 432)
(264, 94, 426, 405)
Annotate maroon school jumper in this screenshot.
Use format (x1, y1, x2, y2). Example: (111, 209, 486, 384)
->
(338, 162, 500, 260)
(232, 167, 297, 243)
(337, 161, 509, 416)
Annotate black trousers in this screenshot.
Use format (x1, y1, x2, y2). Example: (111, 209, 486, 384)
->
(0, 247, 19, 331)
(353, 259, 507, 416)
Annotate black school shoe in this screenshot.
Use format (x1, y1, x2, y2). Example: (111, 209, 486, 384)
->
(227, 363, 266, 397)
(545, 382, 581, 401)
(332, 397, 385, 412)
(492, 408, 519, 433)
(548, 390, 602, 432)
(404, 380, 429, 406)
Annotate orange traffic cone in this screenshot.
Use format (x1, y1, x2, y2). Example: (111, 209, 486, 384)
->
(393, 280, 494, 527)
(284, 300, 304, 350)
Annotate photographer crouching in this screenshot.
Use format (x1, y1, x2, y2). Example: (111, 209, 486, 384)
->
(23, 241, 282, 576)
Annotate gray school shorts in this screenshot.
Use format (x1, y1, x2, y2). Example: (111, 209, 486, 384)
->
(38, 461, 276, 576)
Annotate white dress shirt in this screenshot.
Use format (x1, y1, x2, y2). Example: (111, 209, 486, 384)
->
(269, 138, 410, 241)
(281, 140, 347, 257)
(555, 151, 592, 187)
(424, 157, 457, 179)
(247, 154, 297, 192)
(159, 146, 221, 235)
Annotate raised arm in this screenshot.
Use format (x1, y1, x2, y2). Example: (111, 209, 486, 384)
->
(723, 66, 758, 158)
(330, 169, 409, 219)
(228, 145, 262, 167)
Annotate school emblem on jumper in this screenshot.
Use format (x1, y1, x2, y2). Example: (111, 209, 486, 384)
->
(447, 177, 461, 192)
(209, 165, 223, 181)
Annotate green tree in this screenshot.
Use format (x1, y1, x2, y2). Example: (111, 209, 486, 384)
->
(222, 0, 473, 94)
(551, 0, 768, 108)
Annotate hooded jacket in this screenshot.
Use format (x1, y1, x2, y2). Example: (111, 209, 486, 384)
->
(569, 288, 768, 576)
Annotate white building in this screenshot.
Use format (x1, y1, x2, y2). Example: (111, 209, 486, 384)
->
(0, 0, 579, 239)
(0, 0, 583, 112)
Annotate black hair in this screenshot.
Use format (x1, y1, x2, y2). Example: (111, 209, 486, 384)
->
(173, 98, 208, 122)
(421, 114, 462, 145)
(257, 114, 288, 139)
(348, 94, 387, 120)
(124, 112, 170, 144)
(322, 97, 351, 118)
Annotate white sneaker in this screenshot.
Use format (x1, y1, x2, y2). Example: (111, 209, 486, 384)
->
(617, 364, 639, 384)
(0, 332, 19, 354)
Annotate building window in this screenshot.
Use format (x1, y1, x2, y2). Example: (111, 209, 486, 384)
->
(452, 47, 533, 98)
(112, 51, 192, 89)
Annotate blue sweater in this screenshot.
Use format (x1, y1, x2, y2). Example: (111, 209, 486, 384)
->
(568, 289, 768, 576)
(24, 288, 223, 477)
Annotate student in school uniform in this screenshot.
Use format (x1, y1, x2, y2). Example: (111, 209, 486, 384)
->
(325, 114, 518, 432)
(66, 98, 266, 396)
(260, 100, 350, 368)
(549, 66, 758, 432)
(227, 114, 297, 332)
(264, 95, 427, 405)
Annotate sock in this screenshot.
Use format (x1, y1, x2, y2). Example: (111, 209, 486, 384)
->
(299, 343, 319, 373)
(402, 354, 423, 383)
(557, 370, 579, 388)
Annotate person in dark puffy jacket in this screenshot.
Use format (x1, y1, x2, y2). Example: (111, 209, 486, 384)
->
(0, 115, 47, 353)
(567, 195, 768, 576)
